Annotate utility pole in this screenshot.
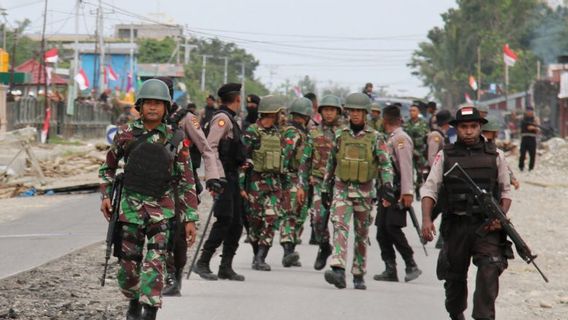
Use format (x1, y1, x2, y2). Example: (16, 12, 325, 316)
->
(129, 23, 134, 81)
(240, 62, 245, 109)
(477, 46, 481, 101)
(98, 0, 105, 92)
(1, 8, 7, 50)
(40, 0, 49, 143)
(183, 41, 197, 65)
(223, 56, 229, 84)
(200, 54, 213, 92)
(66, 0, 81, 115)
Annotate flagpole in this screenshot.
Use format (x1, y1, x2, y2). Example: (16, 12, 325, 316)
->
(505, 63, 509, 110)
(477, 46, 481, 101)
(66, 0, 80, 116)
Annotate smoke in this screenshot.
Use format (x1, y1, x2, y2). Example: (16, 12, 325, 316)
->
(529, 5, 568, 64)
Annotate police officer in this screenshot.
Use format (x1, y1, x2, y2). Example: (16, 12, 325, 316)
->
(482, 117, 520, 190)
(199, 94, 217, 127)
(193, 83, 247, 282)
(403, 103, 430, 198)
(323, 92, 394, 290)
(158, 77, 224, 295)
(518, 106, 539, 172)
(374, 105, 422, 283)
(99, 79, 198, 320)
(240, 95, 286, 271)
(421, 106, 513, 320)
(297, 95, 344, 271)
(279, 97, 312, 267)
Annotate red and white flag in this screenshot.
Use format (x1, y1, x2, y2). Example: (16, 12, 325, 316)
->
(44, 48, 59, 64)
(41, 106, 51, 144)
(106, 65, 119, 81)
(503, 44, 518, 66)
(74, 68, 90, 90)
(469, 75, 478, 91)
(464, 93, 473, 104)
(293, 86, 303, 97)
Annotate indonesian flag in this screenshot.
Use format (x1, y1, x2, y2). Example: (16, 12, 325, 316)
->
(461, 106, 474, 115)
(464, 93, 473, 104)
(41, 106, 51, 144)
(469, 75, 478, 91)
(503, 44, 518, 66)
(293, 86, 303, 97)
(44, 48, 59, 63)
(126, 72, 133, 92)
(106, 65, 119, 81)
(74, 68, 90, 90)
(45, 66, 53, 85)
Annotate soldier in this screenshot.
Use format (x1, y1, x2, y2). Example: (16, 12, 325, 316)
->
(374, 105, 422, 283)
(192, 83, 247, 282)
(477, 104, 489, 118)
(421, 107, 513, 320)
(518, 106, 539, 172)
(279, 97, 312, 267)
(159, 78, 224, 295)
(323, 92, 394, 290)
(240, 95, 286, 271)
(243, 94, 260, 131)
(199, 94, 217, 127)
(482, 117, 520, 190)
(297, 95, 343, 271)
(403, 103, 430, 198)
(368, 102, 384, 133)
(99, 79, 198, 320)
(304, 92, 321, 128)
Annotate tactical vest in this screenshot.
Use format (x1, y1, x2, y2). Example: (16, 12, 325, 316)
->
(252, 127, 283, 173)
(521, 117, 537, 138)
(210, 110, 246, 173)
(310, 127, 334, 178)
(442, 140, 499, 215)
(282, 123, 306, 172)
(123, 127, 184, 198)
(335, 130, 377, 183)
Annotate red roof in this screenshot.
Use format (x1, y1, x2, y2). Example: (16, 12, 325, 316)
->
(15, 59, 67, 85)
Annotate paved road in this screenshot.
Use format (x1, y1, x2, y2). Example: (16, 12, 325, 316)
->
(0, 193, 105, 279)
(159, 201, 447, 320)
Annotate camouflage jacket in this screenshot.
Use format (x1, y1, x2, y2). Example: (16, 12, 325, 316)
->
(403, 118, 429, 159)
(280, 121, 307, 188)
(369, 117, 385, 134)
(239, 121, 282, 192)
(99, 119, 198, 224)
(325, 124, 394, 199)
(298, 121, 341, 192)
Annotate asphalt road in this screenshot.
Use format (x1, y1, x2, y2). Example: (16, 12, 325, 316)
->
(159, 201, 447, 320)
(0, 193, 105, 279)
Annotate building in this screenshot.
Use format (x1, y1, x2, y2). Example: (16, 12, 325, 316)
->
(114, 23, 183, 40)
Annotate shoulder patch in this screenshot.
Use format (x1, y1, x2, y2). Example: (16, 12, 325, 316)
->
(397, 138, 405, 149)
(192, 116, 200, 129)
(434, 136, 441, 143)
(218, 119, 226, 127)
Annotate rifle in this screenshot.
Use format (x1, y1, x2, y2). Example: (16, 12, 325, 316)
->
(399, 203, 428, 256)
(186, 196, 218, 280)
(101, 173, 123, 287)
(444, 162, 549, 283)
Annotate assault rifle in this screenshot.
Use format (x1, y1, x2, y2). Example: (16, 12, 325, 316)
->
(101, 173, 123, 286)
(399, 204, 428, 256)
(444, 163, 549, 283)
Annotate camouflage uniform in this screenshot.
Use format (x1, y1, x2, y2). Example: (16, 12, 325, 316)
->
(403, 117, 429, 195)
(325, 126, 394, 277)
(99, 119, 198, 308)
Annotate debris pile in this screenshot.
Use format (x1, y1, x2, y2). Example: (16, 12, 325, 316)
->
(539, 137, 568, 169)
(35, 150, 106, 178)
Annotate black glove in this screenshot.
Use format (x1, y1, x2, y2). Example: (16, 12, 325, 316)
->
(381, 183, 396, 204)
(206, 179, 224, 194)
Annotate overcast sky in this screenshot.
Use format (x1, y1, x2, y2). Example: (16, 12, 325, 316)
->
(2, 0, 457, 97)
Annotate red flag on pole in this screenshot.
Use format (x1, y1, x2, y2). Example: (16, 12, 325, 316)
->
(41, 105, 51, 143)
(44, 48, 59, 63)
(503, 44, 518, 66)
(106, 65, 119, 81)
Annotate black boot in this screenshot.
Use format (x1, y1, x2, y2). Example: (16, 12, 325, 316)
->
(314, 242, 332, 271)
(404, 257, 422, 282)
(373, 260, 398, 282)
(175, 268, 183, 291)
(450, 313, 465, 320)
(126, 299, 141, 320)
(141, 304, 157, 320)
(290, 244, 302, 267)
(324, 267, 346, 289)
(252, 245, 271, 271)
(281, 242, 300, 268)
(162, 271, 180, 296)
(353, 275, 367, 290)
(250, 241, 259, 267)
(192, 250, 218, 280)
(435, 235, 444, 249)
(218, 254, 245, 281)
(309, 227, 318, 245)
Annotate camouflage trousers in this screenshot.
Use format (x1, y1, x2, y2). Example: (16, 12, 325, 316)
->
(329, 195, 373, 276)
(117, 221, 169, 307)
(247, 188, 282, 247)
(309, 180, 332, 244)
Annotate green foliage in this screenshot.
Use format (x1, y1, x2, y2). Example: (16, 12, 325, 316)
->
(410, 0, 566, 108)
(137, 37, 177, 63)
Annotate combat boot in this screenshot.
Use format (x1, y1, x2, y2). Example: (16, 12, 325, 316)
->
(324, 267, 346, 289)
(192, 249, 218, 281)
(281, 242, 300, 268)
(353, 275, 367, 290)
(309, 228, 318, 245)
(373, 260, 398, 282)
(250, 241, 259, 267)
(161, 272, 180, 296)
(175, 268, 183, 291)
(141, 304, 157, 320)
(218, 254, 245, 281)
(290, 244, 302, 267)
(404, 257, 422, 282)
(252, 245, 271, 271)
(314, 242, 332, 270)
(126, 299, 141, 320)
(450, 313, 465, 320)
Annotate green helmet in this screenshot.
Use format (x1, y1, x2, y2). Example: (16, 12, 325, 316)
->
(481, 116, 500, 132)
(289, 97, 313, 117)
(477, 104, 489, 113)
(135, 79, 172, 112)
(318, 95, 343, 112)
(258, 95, 287, 114)
(370, 102, 381, 112)
(344, 92, 371, 113)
